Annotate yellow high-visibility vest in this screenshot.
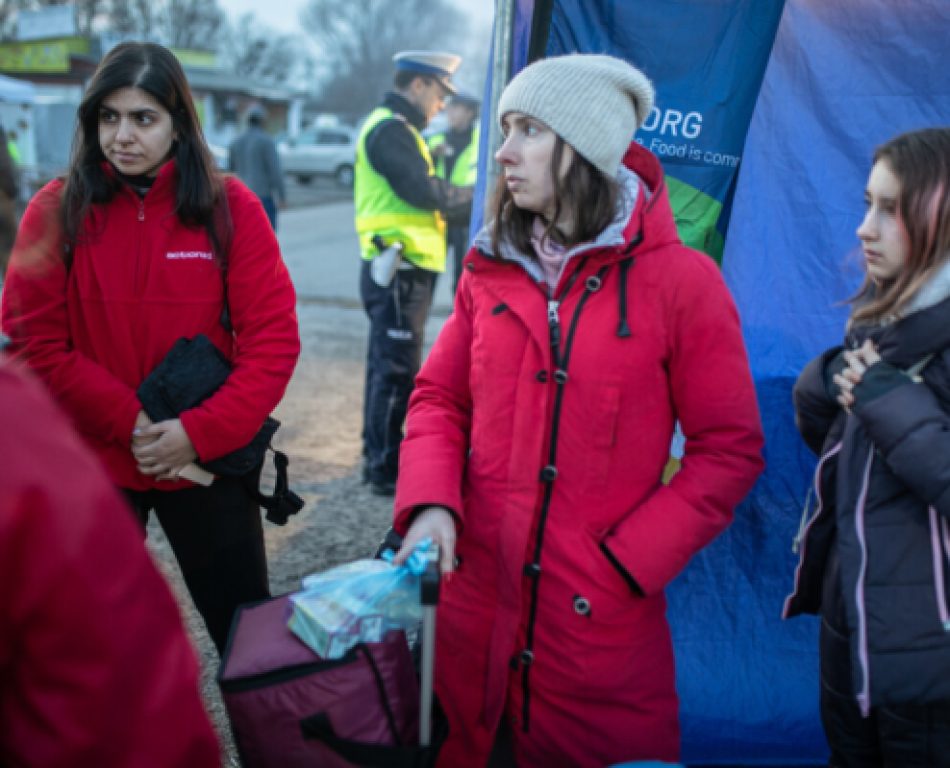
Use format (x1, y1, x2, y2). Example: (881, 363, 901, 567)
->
(428, 125, 479, 187)
(354, 107, 446, 272)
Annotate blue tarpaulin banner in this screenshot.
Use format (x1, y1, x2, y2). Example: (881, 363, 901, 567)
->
(475, 0, 950, 763)
(720, 4, 950, 762)
(546, 0, 785, 262)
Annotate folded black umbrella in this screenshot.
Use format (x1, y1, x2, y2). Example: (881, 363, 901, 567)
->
(137, 334, 303, 524)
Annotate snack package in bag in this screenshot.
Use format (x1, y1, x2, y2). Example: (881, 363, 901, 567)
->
(288, 538, 432, 659)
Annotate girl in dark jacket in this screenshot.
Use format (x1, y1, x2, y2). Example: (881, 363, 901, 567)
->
(786, 127, 950, 766)
(1, 43, 300, 654)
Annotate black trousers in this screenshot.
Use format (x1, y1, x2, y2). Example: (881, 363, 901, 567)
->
(447, 225, 470, 296)
(359, 259, 436, 485)
(125, 470, 270, 655)
(820, 548, 950, 766)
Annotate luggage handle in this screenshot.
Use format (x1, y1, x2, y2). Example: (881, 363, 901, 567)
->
(419, 546, 439, 747)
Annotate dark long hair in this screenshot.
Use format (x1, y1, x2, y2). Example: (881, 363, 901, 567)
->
(490, 135, 619, 258)
(61, 42, 230, 257)
(851, 127, 950, 324)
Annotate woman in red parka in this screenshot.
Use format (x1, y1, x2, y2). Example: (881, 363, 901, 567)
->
(393, 54, 764, 767)
(0, 42, 300, 654)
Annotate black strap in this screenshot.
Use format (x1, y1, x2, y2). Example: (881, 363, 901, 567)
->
(616, 256, 634, 338)
(300, 713, 430, 767)
(527, 0, 555, 64)
(299, 643, 431, 767)
(257, 449, 304, 525)
(359, 642, 402, 746)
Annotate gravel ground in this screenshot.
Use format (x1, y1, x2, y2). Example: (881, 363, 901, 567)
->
(145, 301, 405, 764)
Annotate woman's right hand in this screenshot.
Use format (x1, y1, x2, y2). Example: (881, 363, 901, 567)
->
(392, 506, 457, 575)
(131, 410, 156, 448)
(833, 340, 881, 411)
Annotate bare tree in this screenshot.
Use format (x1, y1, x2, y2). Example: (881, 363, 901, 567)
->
(161, 0, 225, 51)
(0, 0, 225, 48)
(300, 0, 469, 118)
(225, 13, 305, 86)
(108, 0, 157, 38)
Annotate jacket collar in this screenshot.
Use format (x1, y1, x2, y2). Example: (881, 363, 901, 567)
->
(382, 91, 426, 132)
(850, 265, 950, 366)
(472, 140, 682, 277)
(103, 159, 178, 205)
(904, 258, 950, 316)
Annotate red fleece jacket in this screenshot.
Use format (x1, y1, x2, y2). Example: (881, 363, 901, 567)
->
(1, 162, 299, 490)
(0, 359, 220, 767)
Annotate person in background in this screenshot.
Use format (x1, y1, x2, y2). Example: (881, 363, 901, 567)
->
(427, 92, 479, 293)
(1, 42, 300, 655)
(0, 125, 18, 277)
(0, 355, 220, 767)
(355, 50, 473, 496)
(786, 127, 950, 766)
(392, 54, 764, 766)
(228, 104, 286, 230)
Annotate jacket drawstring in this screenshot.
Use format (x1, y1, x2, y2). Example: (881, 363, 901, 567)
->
(616, 256, 634, 338)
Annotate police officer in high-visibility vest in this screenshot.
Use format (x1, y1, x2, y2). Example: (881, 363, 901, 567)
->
(427, 92, 479, 294)
(355, 50, 473, 496)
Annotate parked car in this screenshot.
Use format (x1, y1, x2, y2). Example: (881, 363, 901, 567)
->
(278, 127, 356, 187)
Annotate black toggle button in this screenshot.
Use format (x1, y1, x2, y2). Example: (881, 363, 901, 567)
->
(523, 562, 541, 578)
(573, 595, 592, 616)
(553, 369, 568, 384)
(535, 370, 548, 383)
(585, 275, 603, 291)
(539, 465, 558, 482)
(519, 649, 535, 666)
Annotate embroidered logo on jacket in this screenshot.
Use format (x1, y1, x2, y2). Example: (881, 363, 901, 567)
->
(166, 251, 214, 260)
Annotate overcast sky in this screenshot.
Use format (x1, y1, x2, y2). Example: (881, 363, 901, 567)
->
(216, 0, 494, 94)
(217, 0, 494, 36)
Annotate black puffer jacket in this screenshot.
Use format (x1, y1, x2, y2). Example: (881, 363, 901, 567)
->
(785, 292, 950, 715)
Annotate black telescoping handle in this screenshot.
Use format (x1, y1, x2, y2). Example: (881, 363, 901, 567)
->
(419, 545, 440, 746)
(421, 555, 440, 607)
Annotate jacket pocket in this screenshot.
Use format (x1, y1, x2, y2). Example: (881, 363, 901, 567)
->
(583, 384, 621, 493)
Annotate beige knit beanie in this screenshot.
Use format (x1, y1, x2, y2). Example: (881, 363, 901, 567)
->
(497, 54, 655, 178)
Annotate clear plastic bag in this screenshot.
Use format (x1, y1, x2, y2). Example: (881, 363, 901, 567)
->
(288, 538, 432, 659)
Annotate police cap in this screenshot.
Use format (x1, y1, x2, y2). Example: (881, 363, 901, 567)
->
(393, 50, 461, 95)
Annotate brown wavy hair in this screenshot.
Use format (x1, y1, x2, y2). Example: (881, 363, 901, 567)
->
(490, 134, 619, 259)
(851, 127, 950, 324)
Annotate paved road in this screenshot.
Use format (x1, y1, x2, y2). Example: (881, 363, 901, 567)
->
(276, 201, 456, 317)
(283, 175, 353, 208)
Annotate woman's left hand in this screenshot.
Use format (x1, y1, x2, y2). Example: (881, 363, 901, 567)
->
(132, 418, 198, 479)
(833, 339, 881, 411)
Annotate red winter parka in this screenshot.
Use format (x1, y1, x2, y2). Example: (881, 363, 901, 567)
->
(0, 162, 299, 490)
(0, 359, 220, 767)
(394, 143, 764, 767)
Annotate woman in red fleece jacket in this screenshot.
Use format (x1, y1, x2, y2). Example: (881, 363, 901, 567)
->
(0, 42, 300, 653)
(392, 55, 763, 767)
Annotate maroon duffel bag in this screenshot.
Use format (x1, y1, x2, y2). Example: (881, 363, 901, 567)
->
(218, 593, 430, 767)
